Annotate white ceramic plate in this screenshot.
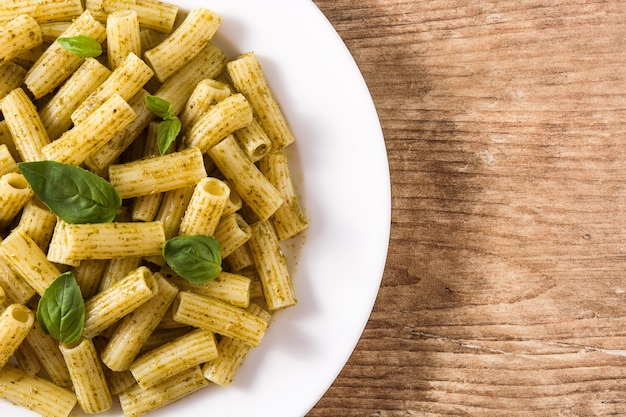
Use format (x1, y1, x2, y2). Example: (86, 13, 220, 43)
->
(4, 1, 391, 416)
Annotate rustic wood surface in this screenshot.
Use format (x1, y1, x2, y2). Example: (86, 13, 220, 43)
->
(309, 1, 626, 416)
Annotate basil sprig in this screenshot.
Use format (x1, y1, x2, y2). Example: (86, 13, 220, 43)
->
(36, 272, 85, 344)
(145, 95, 181, 155)
(163, 235, 222, 284)
(57, 35, 102, 58)
(18, 161, 122, 224)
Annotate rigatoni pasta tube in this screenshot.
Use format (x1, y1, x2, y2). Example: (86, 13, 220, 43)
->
(184, 93, 253, 152)
(119, 365, 208, 417)
(130, 328, 218, 389)
(0, 62, 26, 100)
(15, 198, 57, 252)
(0, 145, 17, 177)
(39, 57, 111, 141)
(24, 10, 107, 98)
(59, 338, 112, 414)
(83, 266, 158, 339)
(71, 52, 153, 125)
(248, 219, 297, 310)
(106, 9, 141, 69)
(234, 119, 273, 162)
(26, 321, 72, 388)
(108, 147, 207, 199)
(202, 302, 271, 387)
(154, 42, 226, 114)
(0, 365, 77, 417)
(259, 151, 309, 240)
(47, 221, 166, 266)
(0, 0, 82, 23)
(86, 0, 179, 33)
(84, 88, 153, 174)
(101, 273, 178, 371)
(208, 135, 283, 221)
(166, 271, 251, 308)
(172, 291, 268, 347)
(179, 177, 230, 237)
(180, 78, 231, 131)
(0, 257, 35, 304)
(0, 14, 42, 66)
(0, 173, 32, 230)
(227, 51, 296, 151)
(144, 8, 221, 82)
(14, 336, 40, 376)
(0, 304, 34, 369)
(1, 87, 50, 162)
(214, 212, 252, 258)
(0, 229, 61, 296)
(42, 93, 136, 165)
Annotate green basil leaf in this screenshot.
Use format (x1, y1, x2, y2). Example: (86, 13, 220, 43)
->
(163, 235, 222, 284)
(145, 95, 175, 119)
(146, 95, 181, 155)
(36, 272, 85, 344)
(57, 35, 102, 58)
(18, 161, 122, 224)
(157, 117, 181, 155)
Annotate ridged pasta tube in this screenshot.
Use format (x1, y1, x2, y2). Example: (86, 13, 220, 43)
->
(144, 8, 221, 82)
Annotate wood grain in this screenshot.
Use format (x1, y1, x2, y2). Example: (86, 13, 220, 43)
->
(309, 1, 626, 416)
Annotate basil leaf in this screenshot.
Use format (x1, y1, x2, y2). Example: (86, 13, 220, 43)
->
(163, 235, 222, 284)
(18, 161, 122, 224)
(36, 272, 85, 344)
(157, 117, 181, 155)
(57, 35, 102, 58)
(145, 95, 174, 119)
(145, 95, 181, 155)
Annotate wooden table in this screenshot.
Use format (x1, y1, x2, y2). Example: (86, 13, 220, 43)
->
(309, 1, 626, 416)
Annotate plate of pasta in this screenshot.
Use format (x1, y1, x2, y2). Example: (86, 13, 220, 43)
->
(0, 0, 390, 416)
